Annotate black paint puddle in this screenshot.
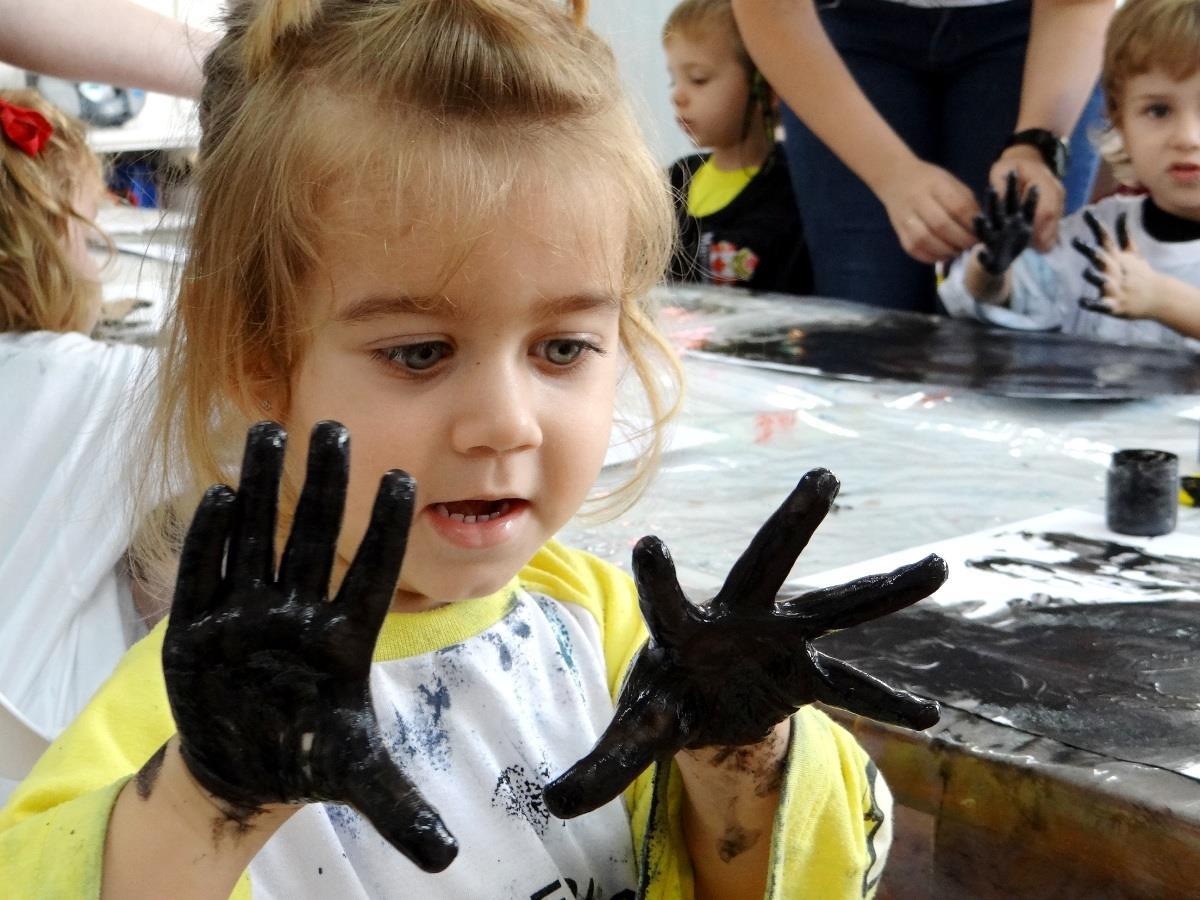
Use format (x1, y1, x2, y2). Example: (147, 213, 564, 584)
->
(967, 532, 1200, 594)
(820, 598, 1200, 773)
(696, 316, 1200, 398)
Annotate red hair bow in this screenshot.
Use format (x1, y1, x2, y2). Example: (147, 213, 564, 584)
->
(0, 98, 53, 157)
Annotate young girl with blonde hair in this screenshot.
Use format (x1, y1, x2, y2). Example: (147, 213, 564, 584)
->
(0, 89, 149, 743)
(0, 2, 945, 896)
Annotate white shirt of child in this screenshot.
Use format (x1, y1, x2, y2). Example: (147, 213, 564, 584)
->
(249, 588, 638, 900)
(940, 194, 1200, 351)
(0, 331, 150, 738)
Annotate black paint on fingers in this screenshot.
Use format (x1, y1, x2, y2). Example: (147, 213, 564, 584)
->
(716, 468, 839, 614)
(1071, 237, 1104, 270)
(549, 471, 946, 823)
(163, 421, 456, 868)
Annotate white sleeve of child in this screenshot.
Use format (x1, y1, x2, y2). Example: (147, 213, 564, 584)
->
(938, 250, 1068, 332)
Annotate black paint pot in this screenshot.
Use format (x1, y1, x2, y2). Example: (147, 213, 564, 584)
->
(1106, 449, 1179, 537)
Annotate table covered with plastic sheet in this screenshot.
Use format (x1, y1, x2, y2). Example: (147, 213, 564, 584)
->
(563, 285, 1200, 898)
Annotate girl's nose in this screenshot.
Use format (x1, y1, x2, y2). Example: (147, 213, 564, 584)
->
(450, 363, 543, 457)
(671, 85, 687, 109)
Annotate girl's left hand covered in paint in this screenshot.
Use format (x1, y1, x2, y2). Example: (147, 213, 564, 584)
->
(162, 420, 458, 872)
(544, 468, 948, 818)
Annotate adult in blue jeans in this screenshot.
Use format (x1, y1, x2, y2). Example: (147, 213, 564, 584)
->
(732, 0, 1114, 313)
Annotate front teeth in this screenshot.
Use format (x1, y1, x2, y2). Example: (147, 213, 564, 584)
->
(435, 501, 511, 523)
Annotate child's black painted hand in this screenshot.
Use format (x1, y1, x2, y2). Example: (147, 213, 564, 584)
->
(975, 170, 1039, 275)
(1072, 211, 1158, 319)
(544, 469, 947, 819)
(162, 420, 457, 872)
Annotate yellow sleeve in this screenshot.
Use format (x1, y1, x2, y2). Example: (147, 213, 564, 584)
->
(521, 543, 893, 900)
(0, 622, 253, 899)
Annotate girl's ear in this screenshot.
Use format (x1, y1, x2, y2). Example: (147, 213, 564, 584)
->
(230, 372, 290, 425)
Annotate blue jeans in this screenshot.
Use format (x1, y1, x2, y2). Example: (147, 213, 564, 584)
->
(782, 0, 1032, 312)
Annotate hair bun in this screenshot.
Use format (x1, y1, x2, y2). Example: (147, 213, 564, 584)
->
(243, 0, 322, 77)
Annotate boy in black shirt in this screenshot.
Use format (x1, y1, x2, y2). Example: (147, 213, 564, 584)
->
(663, 0, 812, 294)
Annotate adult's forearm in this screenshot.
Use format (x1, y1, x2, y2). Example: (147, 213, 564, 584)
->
(1013, 0, 1113, 135)
(731, 0, 915, 195)
(0, 0, 217, 98)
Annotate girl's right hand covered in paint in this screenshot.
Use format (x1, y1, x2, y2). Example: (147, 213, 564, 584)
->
(162, 421, 457, 872)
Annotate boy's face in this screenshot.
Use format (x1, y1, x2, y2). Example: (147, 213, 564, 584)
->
(1118, 68, 1200, 219)
(664, 28, 752, 152)
(284, 173, 625, 610)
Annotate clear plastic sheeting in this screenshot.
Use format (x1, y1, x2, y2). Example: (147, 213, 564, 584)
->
(566, 285, 1200, 596)
(562, 284, 1200, 897)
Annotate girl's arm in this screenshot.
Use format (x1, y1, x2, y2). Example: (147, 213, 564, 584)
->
(103, 738, 294, 900)
(989, 0, 1113, 250)
(0, 0, 216, 98)
(730, 0, 978, 264)
(676, 722, 790, 900)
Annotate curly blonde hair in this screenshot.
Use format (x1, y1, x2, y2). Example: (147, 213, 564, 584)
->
(134, 0, 683, 597)
(0, 89, 105, 333)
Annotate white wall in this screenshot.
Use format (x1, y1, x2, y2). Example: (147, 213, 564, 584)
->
(588, 0, 694, 166)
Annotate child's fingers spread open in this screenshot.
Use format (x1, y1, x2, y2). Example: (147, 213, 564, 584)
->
(336, 469, 416, 634)
(779, 553, 948, 634)
(345, 754, 457, 872)
(631, 537, 693, 647)
(278, 421, 350, 600)
(1082, 209, 1111, 250)
(227, 422, 287, 586)
(1116, 212, 1132, 252)
(717, 468, 839, 613)
(544, 655, 681, 819)
(1083, 268, 1108, 292)
(171, 485, 237, 623)
(811, 654, 940, 730)
(1070, 236, 1105, 270)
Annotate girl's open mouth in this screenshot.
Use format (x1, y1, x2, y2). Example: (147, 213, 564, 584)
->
(425, 498, 528, 549)
(434, 499, 512, 523)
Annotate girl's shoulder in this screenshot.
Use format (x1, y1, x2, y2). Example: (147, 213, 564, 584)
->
(519, 540, 635, 613)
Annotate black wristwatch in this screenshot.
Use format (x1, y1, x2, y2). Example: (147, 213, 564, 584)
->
(1004, 128, 1069, 179)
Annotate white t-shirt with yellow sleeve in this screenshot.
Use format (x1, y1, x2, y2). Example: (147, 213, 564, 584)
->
(0, 541, 892, 898)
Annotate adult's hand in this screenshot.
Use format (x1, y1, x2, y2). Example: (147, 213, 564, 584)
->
(163, 420, 457, 872)
(544, 469, 947, 819)
(990, 147, 1066, 253)
(877, 159, 979, 264)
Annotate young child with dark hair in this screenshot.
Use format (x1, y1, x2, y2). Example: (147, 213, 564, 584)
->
(940, 0, 1200, 348)
(664, 0, 812, 295)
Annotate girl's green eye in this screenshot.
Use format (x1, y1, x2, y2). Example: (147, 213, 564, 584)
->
(539, 338, 600, 366)
(544, 340, 584, 365)
(386, 342, 450, 371)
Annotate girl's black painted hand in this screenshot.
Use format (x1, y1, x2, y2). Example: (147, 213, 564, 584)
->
(544, 469, 947, 819)
(975, 170, 1039, 275)
(162, 420, 457, 872)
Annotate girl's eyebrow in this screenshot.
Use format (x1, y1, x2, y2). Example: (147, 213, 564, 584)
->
(334, 291, 618, 324)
